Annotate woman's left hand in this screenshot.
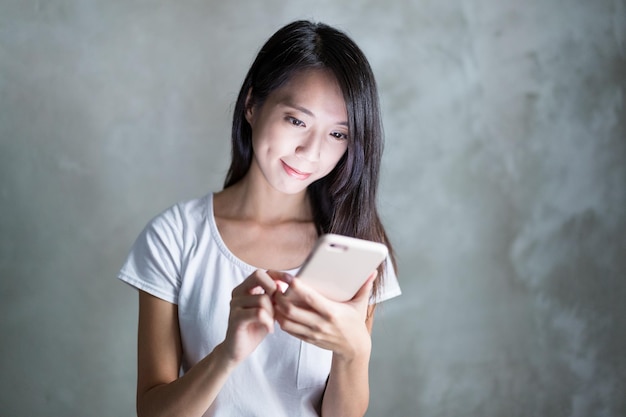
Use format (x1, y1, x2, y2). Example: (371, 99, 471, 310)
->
(268, 270, 376, 360)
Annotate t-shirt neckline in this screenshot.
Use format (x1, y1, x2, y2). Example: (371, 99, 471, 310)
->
(206, 192, 300, 275)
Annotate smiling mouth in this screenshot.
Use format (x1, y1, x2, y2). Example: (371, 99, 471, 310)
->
(281, 161, 311, 180)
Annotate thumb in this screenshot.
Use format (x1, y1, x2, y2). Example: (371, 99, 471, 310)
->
(265, 270, 294, 294)
(350, 270, 377, 303)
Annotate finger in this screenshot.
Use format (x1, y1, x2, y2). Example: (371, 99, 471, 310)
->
(234, 269, 278, 297)
(350, 270, 377, 303)
(266, 270, 294, 283)
(274, 293, 321, 324)
(231, 304, 275, 334)
(280, 278, 333, 316)
(266, 270, 294, 293)
(273, 296, 329, 340)
(231, 295, 275, 333)
(231, 293, 275, 311)
(275, 315, 322, 343)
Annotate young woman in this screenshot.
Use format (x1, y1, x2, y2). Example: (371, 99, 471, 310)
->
(118, 20, 401, 417)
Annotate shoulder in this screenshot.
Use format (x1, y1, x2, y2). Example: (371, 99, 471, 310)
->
(149, 192, 213, 232)
(129, 193, 214, 258)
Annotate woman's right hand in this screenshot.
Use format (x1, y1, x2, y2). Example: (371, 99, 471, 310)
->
(135, 270, 278, 417)
(221, 269, 279, 364)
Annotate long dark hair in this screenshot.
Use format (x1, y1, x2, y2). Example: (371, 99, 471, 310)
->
(224, 20, 396, 299)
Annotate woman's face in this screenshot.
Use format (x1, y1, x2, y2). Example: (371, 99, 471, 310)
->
(245, 69, 349, 195)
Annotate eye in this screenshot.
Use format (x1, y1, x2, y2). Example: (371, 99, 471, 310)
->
(286, 116, 305, 127)
(330, 131, 348, 141)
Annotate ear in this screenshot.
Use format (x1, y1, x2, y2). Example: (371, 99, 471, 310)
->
(244, 88, 255, 125)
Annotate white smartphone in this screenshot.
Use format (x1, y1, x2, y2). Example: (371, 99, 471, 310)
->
(296, 234, 389, 302)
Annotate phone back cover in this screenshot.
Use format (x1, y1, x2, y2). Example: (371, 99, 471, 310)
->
(297, 234, 388, 302)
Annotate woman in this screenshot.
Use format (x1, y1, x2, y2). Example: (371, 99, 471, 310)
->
(118, 20, 401, 417)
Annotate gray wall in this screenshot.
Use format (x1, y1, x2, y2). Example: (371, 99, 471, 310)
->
(1, 0, 624, 416)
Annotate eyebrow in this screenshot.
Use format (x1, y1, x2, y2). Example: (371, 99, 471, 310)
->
(280, 100, 348, 126)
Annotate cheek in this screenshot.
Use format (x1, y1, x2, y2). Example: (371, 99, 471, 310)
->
(250, 129, 276, 157)
(253, 124, 291, 154)
(330, 145, 348, 167)
(320, 145, 348, 174)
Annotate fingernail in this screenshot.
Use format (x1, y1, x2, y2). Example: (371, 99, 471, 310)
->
(276, 280, 289, 293)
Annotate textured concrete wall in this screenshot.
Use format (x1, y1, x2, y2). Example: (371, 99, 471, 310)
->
(1, 1, 624, 416)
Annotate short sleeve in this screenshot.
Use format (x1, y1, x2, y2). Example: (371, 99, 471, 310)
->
(117, 205, 184, 304)
(370, 258, 401, 304)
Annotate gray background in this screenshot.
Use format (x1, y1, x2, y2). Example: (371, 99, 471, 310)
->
(1, 0, 625, 416)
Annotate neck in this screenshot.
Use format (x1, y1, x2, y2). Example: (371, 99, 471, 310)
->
(216, 172, 312, 225)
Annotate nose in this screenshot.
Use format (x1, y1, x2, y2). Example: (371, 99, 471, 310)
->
(295, 131, 321, 162)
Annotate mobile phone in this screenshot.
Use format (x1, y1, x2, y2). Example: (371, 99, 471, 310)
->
(296, 234, 389, 302)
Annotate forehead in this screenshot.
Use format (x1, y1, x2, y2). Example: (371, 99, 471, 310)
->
(269, 69, 347, 115)
(280, 68, 340, 89)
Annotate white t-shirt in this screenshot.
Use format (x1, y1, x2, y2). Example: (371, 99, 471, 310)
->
(118, 192, 401, 417)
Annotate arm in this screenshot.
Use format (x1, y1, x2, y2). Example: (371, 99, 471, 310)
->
(136, 291, 234, 417)
(136, 270, 278, 417)
(321, 305, 376, 417)
(272, 272, 377, 417)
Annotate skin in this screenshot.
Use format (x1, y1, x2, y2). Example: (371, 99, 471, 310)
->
(136, 69, 376, 417)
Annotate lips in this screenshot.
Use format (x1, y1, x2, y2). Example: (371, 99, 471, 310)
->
(281, 160, 311, 180)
